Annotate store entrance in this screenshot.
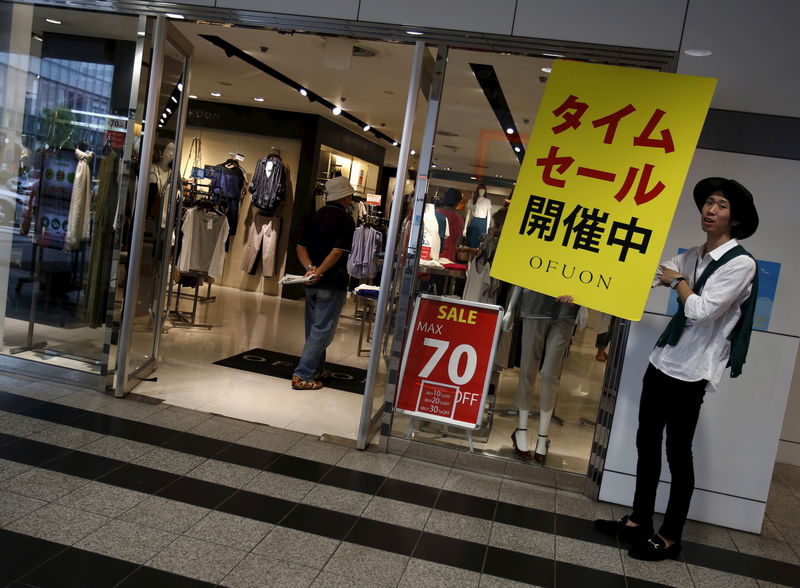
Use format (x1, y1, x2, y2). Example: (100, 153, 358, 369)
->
(130, 23, 417, 441)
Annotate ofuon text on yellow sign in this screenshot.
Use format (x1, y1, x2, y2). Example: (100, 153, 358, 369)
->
(491, 60, 716, 320)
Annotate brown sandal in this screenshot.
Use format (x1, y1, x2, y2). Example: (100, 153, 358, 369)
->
(291, 376, 324, 390)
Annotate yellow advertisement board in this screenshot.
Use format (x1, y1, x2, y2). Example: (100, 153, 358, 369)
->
(491, 60, 716, 320)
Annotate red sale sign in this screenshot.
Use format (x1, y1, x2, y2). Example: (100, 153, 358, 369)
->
(395, 295, 503, 429)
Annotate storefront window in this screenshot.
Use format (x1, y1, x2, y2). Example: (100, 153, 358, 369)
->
(386, 47, 613, 475)
(0, 5, 142, 378)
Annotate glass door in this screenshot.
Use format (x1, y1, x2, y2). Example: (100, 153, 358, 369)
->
(113, 20, 192, 395)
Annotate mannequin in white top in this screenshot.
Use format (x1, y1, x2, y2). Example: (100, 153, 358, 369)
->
(421, 202, 446, 261)
(150, 141, 174, 192)
(465, 184, 492, 248)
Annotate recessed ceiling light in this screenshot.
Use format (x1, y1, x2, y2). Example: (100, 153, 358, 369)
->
(684, 48, 712, 57)
(189, 94, 197, 99)
(541, 67, 552, 73)
(410, 150, 416, 155)
(254, 97, 264, 102)
(210, 91, 221, 97)
(514, 146, 521, 152)
(431, 164, 437, 168)
(332, 106, 342, 115)
(506, 128, 514, 134)
(363, 124, 371, 132)
(406, 30, 424, 36)
(45, 18, 61, 25)
(299, 88, 308, 96)
(543, 53, 564, 58)
(165, 13, 184, 19)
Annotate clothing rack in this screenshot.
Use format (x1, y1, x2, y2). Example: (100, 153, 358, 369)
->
(169, 271, 213, 329)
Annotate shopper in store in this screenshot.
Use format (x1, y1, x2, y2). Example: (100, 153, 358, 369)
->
(595, 177, 759, 561)
(291, 175, 357, 390)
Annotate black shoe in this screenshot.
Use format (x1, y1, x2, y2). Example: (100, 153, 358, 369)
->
(594, 515, 652, 545)
(628, 534, 681, 561)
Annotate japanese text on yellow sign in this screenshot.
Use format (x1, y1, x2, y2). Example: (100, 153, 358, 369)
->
(491, 60, 716, 320)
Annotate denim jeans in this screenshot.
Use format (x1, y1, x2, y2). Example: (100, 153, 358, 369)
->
(293, 287, 346, 381)
(631, 363, 706, 542)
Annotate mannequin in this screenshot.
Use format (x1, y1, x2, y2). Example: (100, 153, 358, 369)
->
(502, 286, 579, 462)
(421, 201, 446, 260)
(465, 184, 492, 248)
(148, 141, 174, 219)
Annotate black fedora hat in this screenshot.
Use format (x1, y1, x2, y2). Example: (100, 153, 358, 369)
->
(692, 177, 759, 239)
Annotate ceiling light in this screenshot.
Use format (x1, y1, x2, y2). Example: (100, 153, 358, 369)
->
(177, 83, 183, 92)
(406, 30, 424, 36)
(541, 67, 552, 73)
(684, 48, 712, 57)
(470, 176, 477, 180)
(506, 128, 514, 134)
(137, 31, 145, 37)
(45, 18, 61, 24)
(410, 150, 416, 155)
(254, 97, 264, 102)
(431, 164, 437, 168)
(158, 124, 163, 128)
(299, 88, 308, 96)
(514, 146, 521, 152)
(542, 52, 564, 58)
(165, 107, 172, 114)
(392, 141, 398, 147)
(189, 94, 197, 99)
(362, 124, 370, 132)
(33, 34, 43, 42)
(210, 91, 221, 97)
(165, 13, 184, 19)
(332, 106, 342, 115)
(170, 96, 178, 103)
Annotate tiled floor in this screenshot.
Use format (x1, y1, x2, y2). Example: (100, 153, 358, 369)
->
(1, 373, 799, 587)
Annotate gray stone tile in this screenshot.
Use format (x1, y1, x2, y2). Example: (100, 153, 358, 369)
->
(498, 478, 556, 511)
(688, 564, 759, 587)
(131, 447, 207, 475)
(323, 543, 409, 587)
(403, 442, 458, 468)
(16, 380, 77, 401)
(388, 457, 451, 488)
(424, 509, 492, 543)
(488, 522, 554, 558)
(81, 435, 154, 462)
(2, 467, 88, 501)
(773, 463, 800, 494)
(7, 503, 109, 545)
(453, 451, 507, 478)
(253, 527, 340, 570)
(222, 553, 318, 588)
(148, 535, 246, 584)
(311, 570, 370, 587)
(0, 489, 47, 525)
(76, 519, 178, 564)
(729, 530, 800, 564)
(56, 481, 148, 517)
(94, 399, 168, 421)
(189, 415, 256, 442)
(189, 458, 260, 489)
(760, 516, 789, 541)
(555, 535, 623, 575)
(301, 483, 372, 516)
(237, 426, 305, 453)
(362, 496, 432, 531)
(336, 448, 400, 476)
(27, 423, 103, 450)
(503, 460, 557, 489)
(52, 389, 116, 410)
(442, 470, 501, 501)
(287, 437, 350, 465)
(142, 405, 213, 431)
(399, 558, 481, 587)
(479, 574, 538, 587)
(0, 458, 31, 482)
(386, 436, 411, 457)
(119, 496, 209, 534)
(243, 471, 316, 502)
(555, 491, 613, 521)
(682, 519, 736, 549)
(0, 372, 38, 391)
(186, 510, 273, 552)
(0, 413, 54, 437)
(622, 553, 694, 587)
(555, 470, 587, 494)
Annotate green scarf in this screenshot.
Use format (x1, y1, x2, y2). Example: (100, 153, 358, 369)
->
(655, 244, 758, 378)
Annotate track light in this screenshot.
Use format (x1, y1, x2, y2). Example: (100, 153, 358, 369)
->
(332, 106, 342, 115)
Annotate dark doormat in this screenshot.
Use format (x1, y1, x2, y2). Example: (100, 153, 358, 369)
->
(214, 348, 367, 395)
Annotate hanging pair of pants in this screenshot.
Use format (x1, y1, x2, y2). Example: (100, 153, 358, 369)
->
(240, 214, 281, 277)
(631, 363, 706, 542)
(293, 287, 347, 381)
(514, 316, 574, 412)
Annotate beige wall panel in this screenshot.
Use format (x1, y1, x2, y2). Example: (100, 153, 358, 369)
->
(215, 0, 359, 20)
(359, 0, 516, 35)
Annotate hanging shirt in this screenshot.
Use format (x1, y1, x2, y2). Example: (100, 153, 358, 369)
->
(65, 148, 93, 251)
(438, 207, 464, 261)
(347, 225, 383, 279)
(177, 207, 230, 279)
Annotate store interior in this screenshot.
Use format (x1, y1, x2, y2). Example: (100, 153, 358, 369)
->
(2, 8, 619, 475)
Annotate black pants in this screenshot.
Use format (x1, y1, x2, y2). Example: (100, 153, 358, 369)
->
(631, 363, 706, 542)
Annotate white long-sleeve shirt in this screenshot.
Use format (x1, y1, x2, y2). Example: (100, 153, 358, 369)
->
(649, 239, 756, 391)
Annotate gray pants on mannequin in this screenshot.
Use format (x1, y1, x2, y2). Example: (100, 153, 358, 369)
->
(503, 287, 579, 462)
